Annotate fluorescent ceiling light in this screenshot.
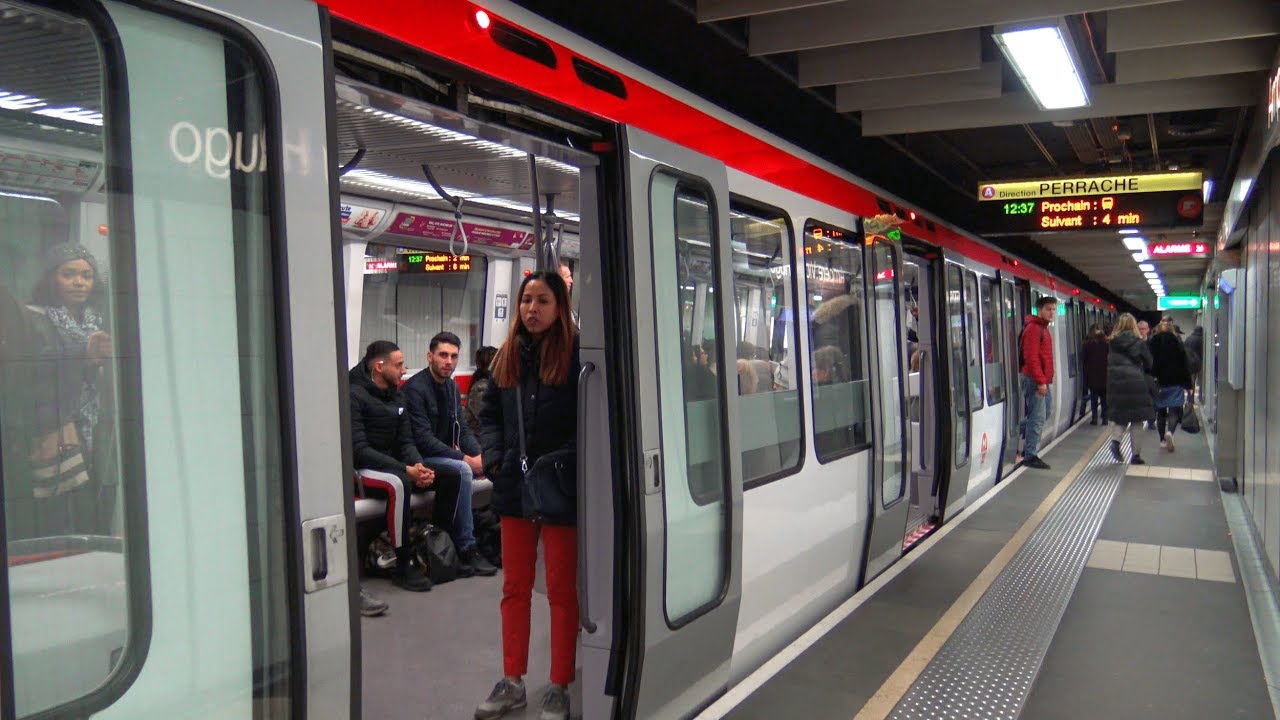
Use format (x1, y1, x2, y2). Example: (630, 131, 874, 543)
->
(0, 189, 58, 203)
(1138, 263, 1155, 272)
(1144, 272, 1160, 279)
(1203, 179, 1214, 203)
(994, 23, 1090, 110)
(1123, 237, 1148, 251)
(342, 169, 582, 223)
(0, 89, 102, 127)
(1119, 229, 1141, 235)
(1132, 251, 1149, 262)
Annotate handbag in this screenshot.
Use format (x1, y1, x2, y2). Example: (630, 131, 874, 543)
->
(1181, 399, 1202, 434)
(515, 385, 577, 524)
(29, 421, 90, 499)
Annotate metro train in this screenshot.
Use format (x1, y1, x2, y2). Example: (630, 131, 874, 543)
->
(0, 1, 1119, 718)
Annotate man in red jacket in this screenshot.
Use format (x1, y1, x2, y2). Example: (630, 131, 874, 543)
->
(1019, 296, 1058, 469)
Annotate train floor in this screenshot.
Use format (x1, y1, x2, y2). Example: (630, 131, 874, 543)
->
(704, 420, 1277, 720)
(359, 558, 583, 720)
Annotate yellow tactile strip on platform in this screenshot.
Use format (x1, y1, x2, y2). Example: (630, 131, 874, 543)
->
(1087, 539, 1236, 582)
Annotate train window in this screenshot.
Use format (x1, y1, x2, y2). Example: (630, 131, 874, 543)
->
(981, 277, 1006, 404)
(728, 198, 802, 486)
(651, 172, 728, 625)
(0, 1, 293, 717)
(869, 240, 906, 506)
(359, 242, 488, 372)
(963, 271, 984, 410)
(802, 220, 870, 462)
(946, 265, 970, 464)
(1067, 301, 1079, 378)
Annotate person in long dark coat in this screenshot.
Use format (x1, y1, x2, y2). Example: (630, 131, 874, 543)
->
(1081, 324, 1110, 425)
(1148, 317, 1193, 452)
(1106, 313, 1156, 464)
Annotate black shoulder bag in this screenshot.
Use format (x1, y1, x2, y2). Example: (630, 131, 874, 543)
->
(515, 380, 577, 524)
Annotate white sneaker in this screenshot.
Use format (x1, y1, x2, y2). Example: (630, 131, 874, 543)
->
(1165, 435, 1175, 452)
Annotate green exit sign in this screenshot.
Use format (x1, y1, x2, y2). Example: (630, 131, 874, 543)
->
(1157, 295, 1202, 310)
(886, 227, 902, 242)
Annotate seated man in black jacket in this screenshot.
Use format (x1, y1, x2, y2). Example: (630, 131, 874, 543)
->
(350, 340, 461, 593)
(404, 332, 497, 577)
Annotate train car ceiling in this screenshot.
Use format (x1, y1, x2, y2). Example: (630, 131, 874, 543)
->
(334, 76, 594, 259)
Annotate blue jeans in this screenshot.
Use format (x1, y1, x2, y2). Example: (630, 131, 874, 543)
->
(1020, 374, 1051, 458)
(422, 457, 476, 552)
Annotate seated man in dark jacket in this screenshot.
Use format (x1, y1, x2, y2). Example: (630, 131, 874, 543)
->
(403, 332, 497, 577)
(350, 340, 460, 593)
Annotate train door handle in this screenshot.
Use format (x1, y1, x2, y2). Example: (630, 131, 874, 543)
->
(577, 362, 599, 634)
(643, 448, 662, 495)
(301, 514, 348, 594)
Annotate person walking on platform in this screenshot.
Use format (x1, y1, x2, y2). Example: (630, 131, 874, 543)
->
(1082, 324, 1109, 425)
(1019, 296, 1057, 470)
(1106, 314, 1156, 464)
(1185, 326, 1204, 403)
(1149, 317, 1193, 452)
(475, 269, 580, 720)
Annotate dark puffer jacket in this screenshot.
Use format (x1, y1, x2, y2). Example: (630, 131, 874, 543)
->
(348, 364, 423, 472)
(1106, 332, 1155, 424)
(1149, 331, 1192, 389)
(478, 335, 579, 523)
(1185, 327, 1204, 376)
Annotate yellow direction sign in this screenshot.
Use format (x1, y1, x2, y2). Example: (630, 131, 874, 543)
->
(978, 171, 1202, 202)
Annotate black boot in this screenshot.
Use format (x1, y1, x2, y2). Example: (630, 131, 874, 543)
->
(393, 546, 433, 592)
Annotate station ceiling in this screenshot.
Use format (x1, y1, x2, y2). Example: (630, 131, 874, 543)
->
(512, 0, 1280, 311)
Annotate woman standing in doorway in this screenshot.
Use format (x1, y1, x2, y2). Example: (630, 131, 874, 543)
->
(476, 270, 580, 720)
(1082, 324, 1109, 425)
(1106, 313, 1156, 464)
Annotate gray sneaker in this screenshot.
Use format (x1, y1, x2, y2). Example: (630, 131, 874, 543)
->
(359, 589, 387, 617)
(475, 678, 526, 719)
(539, 686, 569, 720)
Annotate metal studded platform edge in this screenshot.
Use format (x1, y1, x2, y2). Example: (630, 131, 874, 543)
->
(888, 438, 1132, 720)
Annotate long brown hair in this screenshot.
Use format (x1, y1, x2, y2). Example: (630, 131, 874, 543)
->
(491, 270, 577, 388)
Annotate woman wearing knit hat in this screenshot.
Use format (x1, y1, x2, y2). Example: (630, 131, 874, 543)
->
(26, 243, 113, 535)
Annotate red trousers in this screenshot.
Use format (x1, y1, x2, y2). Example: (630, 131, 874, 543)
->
(501, 517, 578, 686)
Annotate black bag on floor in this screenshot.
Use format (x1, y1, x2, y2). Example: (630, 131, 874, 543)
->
(1181, 402, 1201, 434)
(473, 506, 503, 568)
(411, 523, 460, 584)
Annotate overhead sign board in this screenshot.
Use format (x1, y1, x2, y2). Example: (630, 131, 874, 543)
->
(1157, 295, 1202, 310)
(977, 171, 1202, 202)
(1148, 241, 1210, 257)
(977, 171, 1205, 233)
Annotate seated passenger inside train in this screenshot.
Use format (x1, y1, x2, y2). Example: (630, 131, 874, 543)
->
(348, 340, 460, 593)
(402, 331, 497, 577)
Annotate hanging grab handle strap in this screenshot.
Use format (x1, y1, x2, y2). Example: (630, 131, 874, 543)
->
(421, 163, 469, 258)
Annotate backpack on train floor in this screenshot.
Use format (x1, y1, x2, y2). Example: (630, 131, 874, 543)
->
(410, 522, 461, 585)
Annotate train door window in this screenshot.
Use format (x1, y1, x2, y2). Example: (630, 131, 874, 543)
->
(360, 242, 488, 372)
(803, 220, 869, 462)
(946, 265, 970, 464)
(0, 2, 293, 717)
(728, 198, 802, 485)
(651, 173, 728, 623)
(963, 271, 984, 409)
(870, 240, 906, 505)
(981, 277, 1005, 404)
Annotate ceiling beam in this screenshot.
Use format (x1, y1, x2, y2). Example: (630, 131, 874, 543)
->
(798, 29, 980, 87)
(1107, 0, 1280, 53)
(696, 0, 842, 22)
(834, 63, 1001, 111)
(748, 0, 1172, 55)
(1116, 37, 1275, 83)
(860, 73, 1261, 135)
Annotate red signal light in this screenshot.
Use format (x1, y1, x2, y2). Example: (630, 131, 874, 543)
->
(1072, 288, 1081, 295)
(473, 9, 492, 30)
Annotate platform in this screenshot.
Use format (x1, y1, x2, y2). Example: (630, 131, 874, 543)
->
(701, 421, 1277, 720)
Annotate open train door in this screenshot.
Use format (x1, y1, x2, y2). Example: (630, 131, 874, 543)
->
(616, 127, 745, 718)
